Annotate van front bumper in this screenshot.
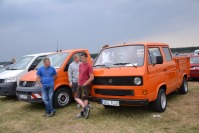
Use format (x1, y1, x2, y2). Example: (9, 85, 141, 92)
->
(91, 97, 149, 106)
(0, 82, 17, 96)
(16, 86, 43, 103)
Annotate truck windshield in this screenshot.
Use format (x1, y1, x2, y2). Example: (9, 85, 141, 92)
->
(8, 56, 34, 70)
(94, 45, 144, 67)
(36, 52, 69, 69)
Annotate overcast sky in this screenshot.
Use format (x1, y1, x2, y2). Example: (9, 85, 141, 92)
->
(0, 0, 199, 61)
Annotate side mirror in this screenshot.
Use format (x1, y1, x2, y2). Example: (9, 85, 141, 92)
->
(156, 56, 163, 64)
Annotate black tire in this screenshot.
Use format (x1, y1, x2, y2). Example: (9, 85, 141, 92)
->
(152, 89, 167, 112)
(53, 88, 72, 108)
(179, 77, 188, 94)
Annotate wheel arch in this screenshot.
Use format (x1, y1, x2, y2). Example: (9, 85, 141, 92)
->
(153, 83, 167, 101)
(54, 85, 72, 95)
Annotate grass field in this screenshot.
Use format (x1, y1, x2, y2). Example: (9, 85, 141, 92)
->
(0, 81, 199, 133)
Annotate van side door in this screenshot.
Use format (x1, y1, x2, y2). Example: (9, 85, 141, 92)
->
(147, 47, 166, 96)
(162, 47, 177, 93)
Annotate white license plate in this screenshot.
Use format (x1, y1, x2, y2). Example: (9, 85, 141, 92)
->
(101, 100, 120, 106)
(20, 94, 27, 99)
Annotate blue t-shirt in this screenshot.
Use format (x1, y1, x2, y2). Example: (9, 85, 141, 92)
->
(36, 66, 57, 86)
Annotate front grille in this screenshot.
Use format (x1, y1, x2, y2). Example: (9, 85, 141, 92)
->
(19, 81, 35, 87)
(0, 79, 5, 84)
(92, 76, 143, 86)
(95, 89, 134, 96)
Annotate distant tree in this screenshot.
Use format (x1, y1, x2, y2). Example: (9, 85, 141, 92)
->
(170, 46, 199, 54)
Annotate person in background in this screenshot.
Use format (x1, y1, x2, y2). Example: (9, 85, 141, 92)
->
(36, 58, 57, 117)
(68, 54, 81, 100)
(75, 52, 94, 119)
(11, 58, 16, 64)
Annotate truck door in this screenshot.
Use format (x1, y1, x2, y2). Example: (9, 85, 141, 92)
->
(162, 47, 177, 93)
(147, 47, 166, 95)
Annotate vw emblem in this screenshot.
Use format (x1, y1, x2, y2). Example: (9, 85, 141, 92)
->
(109, 79, 113, 84)
(23, 81, 27, 86)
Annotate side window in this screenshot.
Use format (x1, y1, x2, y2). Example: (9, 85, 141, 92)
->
(29, 55, 46, 71)
(148, 48, 161, 64)
(163, 47, 172, 61)
(64, 52, 83, 72)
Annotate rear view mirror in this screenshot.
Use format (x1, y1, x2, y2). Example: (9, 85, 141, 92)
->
(156, 56, 163, 64)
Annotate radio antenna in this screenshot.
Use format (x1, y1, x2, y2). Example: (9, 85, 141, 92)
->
(56, 40, 58, 52)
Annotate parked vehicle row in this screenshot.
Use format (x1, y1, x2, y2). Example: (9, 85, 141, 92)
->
(0, 53, 52, 96)
(0, 42, 191, 112)
(16, 49, 92, 108)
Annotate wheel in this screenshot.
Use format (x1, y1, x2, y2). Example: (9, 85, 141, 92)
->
(179, 77, 188, 94)
(152, 88, 167, 112)
(53, 88, 72, 108)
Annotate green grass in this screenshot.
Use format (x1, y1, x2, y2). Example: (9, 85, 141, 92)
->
(0, 81, 199, 133)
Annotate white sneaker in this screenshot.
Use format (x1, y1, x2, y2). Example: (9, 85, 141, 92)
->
(76, 104, 81, 108)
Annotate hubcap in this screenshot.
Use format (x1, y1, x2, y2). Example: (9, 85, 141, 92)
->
(161, 93, 166, 109)
(57, 92, 69, 106)
(184, 79, 188, 92)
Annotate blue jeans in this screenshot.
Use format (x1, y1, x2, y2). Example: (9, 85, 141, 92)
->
(41, 85, 54, 113)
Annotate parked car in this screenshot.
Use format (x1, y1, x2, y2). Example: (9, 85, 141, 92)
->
(16, 49, 92, 108)
(0, 52, 52, 96)
(190, 55, 199, 79)
(91, 42, 190, 112)
(193, 50, 199, 55)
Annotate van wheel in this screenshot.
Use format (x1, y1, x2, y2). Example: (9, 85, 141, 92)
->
(53, 88, 72, 108)
(179, 77, 188, 94)
(152, 89, 167, 112)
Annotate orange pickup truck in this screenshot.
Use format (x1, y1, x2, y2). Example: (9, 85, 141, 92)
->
(16, 49, 92, 108)
(91, 42, 190, 112)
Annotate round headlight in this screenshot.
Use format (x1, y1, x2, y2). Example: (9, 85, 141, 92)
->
(134, 77, 142, 85)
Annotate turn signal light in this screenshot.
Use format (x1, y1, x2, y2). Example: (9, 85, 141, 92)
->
(142, 90, 148, 95)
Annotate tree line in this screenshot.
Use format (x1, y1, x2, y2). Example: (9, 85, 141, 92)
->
(170, 46, 199, 54)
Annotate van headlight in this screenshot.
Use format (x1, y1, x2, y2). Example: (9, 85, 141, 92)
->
(134, 77, 142, 85)
(5, 77, 17, 83)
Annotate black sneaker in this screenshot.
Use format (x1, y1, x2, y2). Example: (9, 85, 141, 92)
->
(83, 106, 90, 119)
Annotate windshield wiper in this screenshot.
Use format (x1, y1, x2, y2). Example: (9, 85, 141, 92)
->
(93, 64, 110, 69)
(93, 64, 106, 67)
(113, 63, 131, 65)
(8, 68, 18, 70)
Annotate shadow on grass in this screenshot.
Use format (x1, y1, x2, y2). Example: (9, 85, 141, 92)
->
(20, 102, 45, 111)
(94, 90, 184, 118)
(188, 78, 199, 82)
(0, 96, 18, 102)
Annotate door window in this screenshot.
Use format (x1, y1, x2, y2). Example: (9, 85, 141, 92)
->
(148, 48, 161, 64)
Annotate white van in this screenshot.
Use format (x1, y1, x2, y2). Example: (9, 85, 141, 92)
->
(0, 52, 52, 96)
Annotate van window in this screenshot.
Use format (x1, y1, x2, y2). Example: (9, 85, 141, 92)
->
(64, 52, 83, 71)
(8, 56, 34, 70)
(36, 52, 69, 69)
(148, 48, 161, 64)
(28, 56, 46, 71)
(163, 47, 172, 61)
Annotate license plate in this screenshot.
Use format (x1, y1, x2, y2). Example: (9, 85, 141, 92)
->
(101, 100, 120, 106)
(19, 94, 27, 99)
